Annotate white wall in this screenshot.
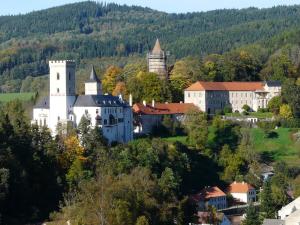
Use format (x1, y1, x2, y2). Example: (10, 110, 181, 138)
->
(32, 108, 50, 126)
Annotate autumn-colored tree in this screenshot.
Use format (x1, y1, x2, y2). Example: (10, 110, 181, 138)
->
(102, 66, 123, 94)
(260, 54, 297, 82)
(279, 104, 293, 119)
(59, 135, 85, 170)
(112, 81, 128, 99)
(127, 71, 170, 103)
(169, 57, 202, 101)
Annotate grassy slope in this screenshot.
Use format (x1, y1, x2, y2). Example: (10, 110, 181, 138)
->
(251, 128, 300, 166)
(0, 92, 35, 103)
(164, 127, 300, 165)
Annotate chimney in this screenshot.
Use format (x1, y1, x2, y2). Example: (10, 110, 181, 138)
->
(180, 101, 183, 104)
(129, 94, 133, 106)
(152, 99, 155, 107)
(143, 100, 146, 106)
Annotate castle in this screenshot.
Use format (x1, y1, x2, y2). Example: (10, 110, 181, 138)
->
(32, 60, 133, 143)
(147, 39, 167, 79)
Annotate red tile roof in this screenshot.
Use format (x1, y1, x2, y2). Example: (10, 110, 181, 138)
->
(228, 182, 255, 193)
(185, 81, 265, 91)
(132, 103, 197, 115)
(191, 186, 226, 202)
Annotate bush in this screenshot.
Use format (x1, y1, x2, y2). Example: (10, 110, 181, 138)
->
(257, 108, 268, 113)
(242, 104, 251, 112)
(224, 105, 232, 114)
(215, 109, 224, 116)
(280, 119, 300, 128)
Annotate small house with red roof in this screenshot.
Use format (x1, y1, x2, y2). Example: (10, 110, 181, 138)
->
(191, 186, 227, 210)
(227, 181, 256, 203)
(132, 101, 197, 134)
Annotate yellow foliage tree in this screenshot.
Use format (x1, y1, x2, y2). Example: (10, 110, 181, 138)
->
(279, 104, 293, 119)
(59, 135, 85, 169)
(102, 66, 123, 94)
(112, 81, 128, 99)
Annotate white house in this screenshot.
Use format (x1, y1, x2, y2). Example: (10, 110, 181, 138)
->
(278, 197, 300, 220)
(184, 81, 281, 114)
(32, 60, 133, 144)
(191, 186, 227, 210)
(227, 181, 256, 203)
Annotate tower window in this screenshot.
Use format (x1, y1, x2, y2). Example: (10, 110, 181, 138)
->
(58, 116, 60, 121)
(57, 88, 60, 93)
(57, 73, 60, 80)
(96, 109, 99, 114)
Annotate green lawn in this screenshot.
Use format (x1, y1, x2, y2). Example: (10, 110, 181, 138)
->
(251, 128, 300, 165)
(225, 112, 273, 119)
(162, 136, 188, 145)
(0, 92, 35, 103)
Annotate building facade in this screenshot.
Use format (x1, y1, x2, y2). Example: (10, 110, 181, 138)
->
(132, 101, 196, 135)
(184, 81, 281, 114)
(227, 181, 256, 203)
(32, 61, 133, 144)
(147, 39, 167, 79)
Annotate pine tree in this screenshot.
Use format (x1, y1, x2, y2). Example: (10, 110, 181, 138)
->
(260, 180, 276, 219)
(242, 203, 261, 225)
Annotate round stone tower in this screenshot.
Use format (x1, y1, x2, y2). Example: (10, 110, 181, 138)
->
(147, 39, 167, 79)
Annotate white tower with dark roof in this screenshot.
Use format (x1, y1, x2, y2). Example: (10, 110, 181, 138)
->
(49, 60, 76, 132)
(147, 39, 167, 79)
(85, 65, 102, 95)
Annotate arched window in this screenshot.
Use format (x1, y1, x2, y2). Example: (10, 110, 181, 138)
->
(57, 73, 60, 80)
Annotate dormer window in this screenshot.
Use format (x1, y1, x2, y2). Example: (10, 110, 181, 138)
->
(57, 73, 60, 80)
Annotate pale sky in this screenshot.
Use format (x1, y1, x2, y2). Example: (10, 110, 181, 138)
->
(1, 0, 300, 15)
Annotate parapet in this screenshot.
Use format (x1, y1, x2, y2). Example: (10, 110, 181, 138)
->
(49, 60, 76, 66)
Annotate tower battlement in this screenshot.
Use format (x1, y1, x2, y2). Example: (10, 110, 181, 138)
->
(49, 60, 75, 66)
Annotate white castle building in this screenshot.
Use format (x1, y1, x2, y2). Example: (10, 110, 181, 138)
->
(32, 60, 133, 143)
(184, 81, 281, 114)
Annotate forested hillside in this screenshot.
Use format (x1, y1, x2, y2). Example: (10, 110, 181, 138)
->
(1, 2, 300, 92)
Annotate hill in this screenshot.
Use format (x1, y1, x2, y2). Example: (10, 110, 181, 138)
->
(1, 2, 300, 92)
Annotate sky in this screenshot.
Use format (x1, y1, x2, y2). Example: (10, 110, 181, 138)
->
(1, 0, 300, 15)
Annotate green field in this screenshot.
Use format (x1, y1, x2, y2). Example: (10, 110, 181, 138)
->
(251, 128, 300, 165)
(163, 136, 188, 145)
(225, 112, 273, 119)
(0, 93, 35, 103)
(163, 127, 300, 165)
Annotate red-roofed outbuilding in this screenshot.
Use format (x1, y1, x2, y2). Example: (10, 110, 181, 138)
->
(190, 186, 227, 210)
(132, 102, 197, 135)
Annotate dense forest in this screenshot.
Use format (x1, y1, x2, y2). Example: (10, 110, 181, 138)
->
(3, 2, 300, 224)
(2, 2, 300, 92)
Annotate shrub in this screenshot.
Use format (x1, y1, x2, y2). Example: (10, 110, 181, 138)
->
(223, 105, 232, 114)
(215, 109, 224, 116)
(242, 104, 251, 112)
